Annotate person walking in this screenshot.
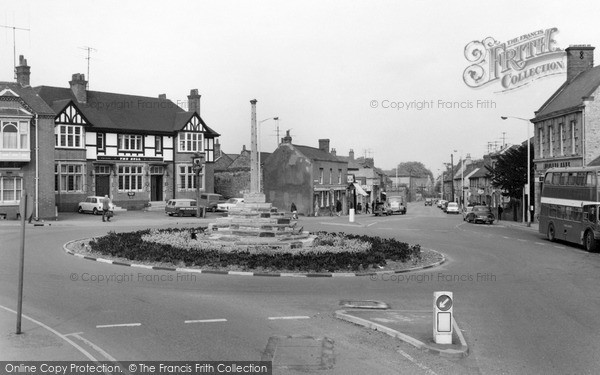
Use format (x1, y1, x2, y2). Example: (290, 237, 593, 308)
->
(365, 200, 370, 214)
(291, 202, 298, 220)
(498, 204, 503, 222)
(102, 195, 112, 222)
(336, 199, 342, 217)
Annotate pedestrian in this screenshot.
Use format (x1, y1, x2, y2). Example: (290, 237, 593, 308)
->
(336, 199, 342, 216)
(498, 204, 503, 221)
(291, 202, 298, 220)
(365, 201, 370, 214)
(102, 195, 112, 222)
(357, 202, 362, 214)
(371, 200, 375, 214)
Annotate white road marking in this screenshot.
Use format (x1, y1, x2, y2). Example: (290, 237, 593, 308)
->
(554, 246, 566, 249)
(535, 242, 546, 246)
(267, 316, 311, 320)
(96, 323, 141, 328)
(517, 239, 527, 242)
(64, 332, 117, 361)
(367, 222, 378, 227)
(184, 319, 227, 324)
(396, 348, 438, 375)
(0, 304, 99, 361)
(502, 236, 510, 239)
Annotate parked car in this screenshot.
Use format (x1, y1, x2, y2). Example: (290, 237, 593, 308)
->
(441, 201, 449, 212)
(198, 193, 223, 212)
(465, 205, 495, 224)
(446, 202, 460, 214)
(424, 198, 433, 206)
(388, 196, 407, 214)
(217, 198, 244, 212)
(374, 201, 392, 216)
(165, 199, 197, 217)
(438, 200, 447, 209)
(462, 206, 474, 221)
(78, 196, 115, 215)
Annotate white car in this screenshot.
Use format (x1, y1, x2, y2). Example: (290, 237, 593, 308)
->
(217, 198, 244, 212)
(78, 196, 115, 215)
(446, 202, 460, 214)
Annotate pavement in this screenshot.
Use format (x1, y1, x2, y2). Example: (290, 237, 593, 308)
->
(1, 209, 468, 362)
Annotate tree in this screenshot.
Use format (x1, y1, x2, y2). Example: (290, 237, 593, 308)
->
(485, 142, 534, 220)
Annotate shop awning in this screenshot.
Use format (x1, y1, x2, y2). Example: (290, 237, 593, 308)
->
(352, 183, 368, 196)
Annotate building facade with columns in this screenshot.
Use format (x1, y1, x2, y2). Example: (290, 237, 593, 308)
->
(532, 45, 600, 219)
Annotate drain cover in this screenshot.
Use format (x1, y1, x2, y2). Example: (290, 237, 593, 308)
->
(262, 335, 334, 371)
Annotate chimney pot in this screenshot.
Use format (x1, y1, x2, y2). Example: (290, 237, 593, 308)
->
(566, 45, 595, 82)
(16, 55, 31, 86)
(282, 129, 292, 144)
(318, 139, 330, 153)
(187, 89, 201, 114)
(69, 73, 88, 103)
(349, 149, 354, 160)
(158, 94, 166, 99)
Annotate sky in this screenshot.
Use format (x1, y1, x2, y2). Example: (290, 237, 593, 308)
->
(2, 0, 600, 176)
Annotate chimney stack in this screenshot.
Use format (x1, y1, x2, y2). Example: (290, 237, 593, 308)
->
(282, 130, 292, 144)
(331, 148, 336, 156)
(318, 139, 330, 153)
(69, 73, 88, 103)
(188, 89, 201, 114)
(158, 94, 167, 99)
(16, 55, 30, 86)
(566, 45, 595, 82)
(349, 149, 355, 160)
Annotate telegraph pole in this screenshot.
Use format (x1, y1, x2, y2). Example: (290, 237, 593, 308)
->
(450, 154, 455, 202)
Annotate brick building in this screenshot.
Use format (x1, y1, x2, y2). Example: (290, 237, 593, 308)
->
(0, 56, 56, 220)
(532, 45, 600, 218)
(214, 143, 270, 199)
(263, 132, 348, 216)
(28, 61, 220, 212)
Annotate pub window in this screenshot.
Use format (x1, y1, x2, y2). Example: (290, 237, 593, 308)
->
(156, 136, 162, 154)
(118, 134, 143, 152)
(58, 164, 84, 192)
(118, 165, 143, 191)
(55, 125, 83, 148)
(1, 176, 23, 203)
(97, 133, 105, 152)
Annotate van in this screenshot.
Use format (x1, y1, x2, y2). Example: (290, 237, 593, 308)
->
(165, 199, 197, 217)
(388, 196, 407, 214)
(198, 193, 223, 212)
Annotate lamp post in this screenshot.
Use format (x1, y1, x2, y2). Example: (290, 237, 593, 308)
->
(501, 115, 531, 227)
(258, 116, 278, 193)
(453, 149, 464, 208)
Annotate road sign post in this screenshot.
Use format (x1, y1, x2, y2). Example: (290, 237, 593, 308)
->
(433, 291, 453, 344)
(16, 190, 32, 334)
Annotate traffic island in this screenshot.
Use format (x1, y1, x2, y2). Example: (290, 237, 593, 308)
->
(335, 309, 469, 359)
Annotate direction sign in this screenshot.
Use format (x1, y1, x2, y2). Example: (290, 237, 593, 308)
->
(433, 291, 453, 344)
(436, 294, 452, 311)
(18, 193, 33, 220)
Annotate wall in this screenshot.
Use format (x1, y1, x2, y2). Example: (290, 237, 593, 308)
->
(263, 144, 313, 215)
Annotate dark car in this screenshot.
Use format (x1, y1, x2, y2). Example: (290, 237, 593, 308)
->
(424, 198, 433, 206)
(374, 201, 392, 216)
(465, 205, 495, 224)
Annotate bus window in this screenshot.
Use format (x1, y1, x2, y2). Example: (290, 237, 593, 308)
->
(588, 172, 596, 186)
(552, 173, 561, 185)
(590, 206, 597, 223)
(576, 172, 586, 186)
(567, 173, 576, 185)
(560, 173, 569, 185)
(544, 173, 552, 184)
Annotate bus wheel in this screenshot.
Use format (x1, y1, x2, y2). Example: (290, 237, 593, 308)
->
(585, 231, 598, 252)
(547, 224, 556, 242)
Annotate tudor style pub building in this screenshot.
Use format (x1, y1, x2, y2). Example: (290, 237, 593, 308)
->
(1, 56, 220, 218)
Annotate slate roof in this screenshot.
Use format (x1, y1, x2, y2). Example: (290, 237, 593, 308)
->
(294, 145, 344, 163)
(336, 155, 361, 170)
(34, 86, 219, 136)
(534, 65, 600, 120)
(470, 166, 490, 179)
(0, 82, 55, 115)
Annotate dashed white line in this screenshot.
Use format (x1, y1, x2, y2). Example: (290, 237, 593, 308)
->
(534, 242, 546, 246)
(396, 348, 438, 375)
(554, 246, 566, 249)
(517, 239, 527, 242)
(267, 316, 310, 320)
(96, 323, 141, 328)
(502, 236, 510, 239)
(184, 319, 227, 324)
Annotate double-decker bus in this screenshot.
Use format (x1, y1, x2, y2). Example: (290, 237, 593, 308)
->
(539, 166, 600, 251)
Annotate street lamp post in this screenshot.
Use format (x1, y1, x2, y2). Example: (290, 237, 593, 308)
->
(501, 116, 531, 227)
(258, 116, 278, 193)
(453, 149, 464, 208)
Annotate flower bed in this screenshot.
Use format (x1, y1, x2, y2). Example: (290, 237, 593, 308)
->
(88, 227, 423, 273)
